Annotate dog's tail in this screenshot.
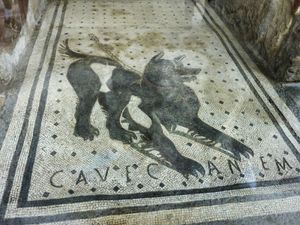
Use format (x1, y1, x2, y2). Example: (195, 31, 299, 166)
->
(59, 39, 89, 59)
(60, 36, 143, 76)
(59, 39, 123, 67)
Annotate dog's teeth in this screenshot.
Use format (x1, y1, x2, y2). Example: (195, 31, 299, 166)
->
(214, 143, 222, 148)
(197, 136, 207, 140)
(209, 141, 217, 146)
(206, 141, 215, 146)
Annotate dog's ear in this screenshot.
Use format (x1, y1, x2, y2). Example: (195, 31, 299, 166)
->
(174, 55, 186, 62)
(151, 51, 164, 61)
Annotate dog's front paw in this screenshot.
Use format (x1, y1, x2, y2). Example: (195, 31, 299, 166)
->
(110, 129, 137, 144)
(74, 124, 99, 141)
(174, 157, 205, 179)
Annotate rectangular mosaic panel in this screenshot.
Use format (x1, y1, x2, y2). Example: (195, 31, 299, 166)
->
(1, 0, 300, 224)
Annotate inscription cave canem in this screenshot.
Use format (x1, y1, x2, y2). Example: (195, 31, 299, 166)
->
(49, 155, 296, 188)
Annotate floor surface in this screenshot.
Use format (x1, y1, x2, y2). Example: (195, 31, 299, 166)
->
(0, 0, 300, 224)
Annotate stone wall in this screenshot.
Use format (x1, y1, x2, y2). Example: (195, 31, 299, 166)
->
(209, 0, 300, 82)
(0, 0, 47, 85)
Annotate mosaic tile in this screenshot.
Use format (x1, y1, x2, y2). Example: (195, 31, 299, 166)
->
(0, 0, 300, 224)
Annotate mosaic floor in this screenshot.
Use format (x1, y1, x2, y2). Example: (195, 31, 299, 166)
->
(1, 0, 300, 224)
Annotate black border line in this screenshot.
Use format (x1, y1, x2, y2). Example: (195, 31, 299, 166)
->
(5, 191, 300, 225)
(0, 1, 61, 224)
(19, 177, 300, 207)
(18, 0, 68, 207)
(1, 0, 300, 223)
(195, 0, 300, 144)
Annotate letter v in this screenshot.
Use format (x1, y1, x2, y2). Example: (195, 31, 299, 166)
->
(94, 167, 110, 181)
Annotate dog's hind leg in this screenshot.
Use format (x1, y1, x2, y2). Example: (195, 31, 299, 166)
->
(97, 68, 140, 144)
(73, 94, 100, 140)
(98, 90, 137, 144)
(67, 61, 100, 141)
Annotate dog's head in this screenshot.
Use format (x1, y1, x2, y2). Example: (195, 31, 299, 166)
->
(143, 52, 201, 87)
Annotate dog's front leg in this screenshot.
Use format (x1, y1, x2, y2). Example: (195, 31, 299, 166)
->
(147, 112, 205, 178)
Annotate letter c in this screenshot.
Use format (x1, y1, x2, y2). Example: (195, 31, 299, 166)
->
(147, 163, 159, 180)
(50, 170, 64, 188)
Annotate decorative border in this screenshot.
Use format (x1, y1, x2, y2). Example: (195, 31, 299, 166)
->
(0, 0, 300, 223)
(0, 1, 64, 223)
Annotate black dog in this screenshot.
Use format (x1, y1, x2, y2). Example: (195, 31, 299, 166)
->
(60, 38, 254, 178)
